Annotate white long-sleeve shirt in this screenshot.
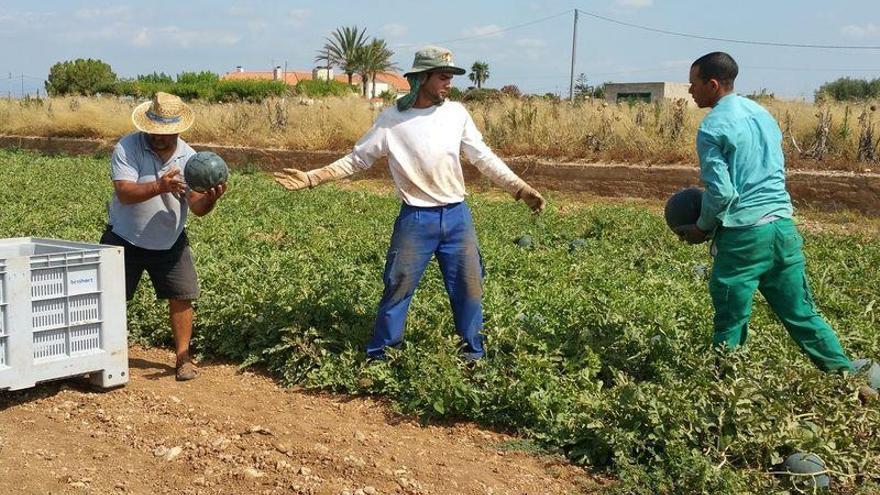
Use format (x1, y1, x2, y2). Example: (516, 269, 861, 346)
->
(329, 101, 526, 207)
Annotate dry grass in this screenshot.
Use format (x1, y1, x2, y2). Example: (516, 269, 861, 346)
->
(0, 95, 877, 171)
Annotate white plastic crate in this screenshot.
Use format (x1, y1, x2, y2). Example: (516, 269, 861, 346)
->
(0, 238, 128, 390)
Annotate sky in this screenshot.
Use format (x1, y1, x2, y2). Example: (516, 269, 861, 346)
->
(1, 0, 879, 100)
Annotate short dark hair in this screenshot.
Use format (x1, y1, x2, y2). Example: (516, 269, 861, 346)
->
(691, 52, 738, 88)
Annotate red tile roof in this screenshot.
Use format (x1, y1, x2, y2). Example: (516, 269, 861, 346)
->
(222, 70, 410, 92)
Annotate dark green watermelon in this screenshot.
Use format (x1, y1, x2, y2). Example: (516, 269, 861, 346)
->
(569, 238, 587, 253)
(664, 187, 703, 232)
(185, 151, 229, 192)
(781, 453, 830, 490)
(515, 235, 533, 249)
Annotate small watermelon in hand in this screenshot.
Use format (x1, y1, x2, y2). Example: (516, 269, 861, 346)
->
(185, 151, 229, 192)
(664, 187, 703, 233)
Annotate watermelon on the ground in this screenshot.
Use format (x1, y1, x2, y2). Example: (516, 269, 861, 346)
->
(664, 187, 703, 232)
(185, 151, 229, 192)
(569, 238, 587, 253)
(515, 235, 533, 249)
(781, 452, 830, 490)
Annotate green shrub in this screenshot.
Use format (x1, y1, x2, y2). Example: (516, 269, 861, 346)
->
(295, 79, 357, 98)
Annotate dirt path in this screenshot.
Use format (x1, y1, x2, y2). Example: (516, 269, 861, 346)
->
(0, 347, 601, 495)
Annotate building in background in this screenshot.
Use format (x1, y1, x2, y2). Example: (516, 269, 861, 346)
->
(222, 66, 409, 96)
(604, 82, 692, 105)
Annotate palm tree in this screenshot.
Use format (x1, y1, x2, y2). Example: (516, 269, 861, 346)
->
(356, 39, 397, 98)
(317, 25, 368, 86)
(469, 61, 490, 89)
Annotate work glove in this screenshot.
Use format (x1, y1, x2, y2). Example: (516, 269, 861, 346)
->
(274, 158, 355, 191)
(516, 184, 546, 214)
(273, 168, 312, 190)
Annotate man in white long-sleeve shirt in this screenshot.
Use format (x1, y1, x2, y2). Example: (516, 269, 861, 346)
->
(275, 46, 545, 360)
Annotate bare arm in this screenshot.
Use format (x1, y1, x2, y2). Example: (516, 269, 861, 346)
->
(188, 183, 227, 217)
(114, 167, 186, 204)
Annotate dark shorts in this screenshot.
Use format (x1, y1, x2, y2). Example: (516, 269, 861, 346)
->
(100, 227, 200, 301)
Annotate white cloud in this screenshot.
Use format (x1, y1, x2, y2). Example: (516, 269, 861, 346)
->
(131, 26, 241, 48)
(226, 5, 255, 17)
(841, 23, 880, 38)
(0, 11, 56, 29)
(462, 24, 504, 39)
(286, 9, 310, 26)
(515, 38, 547, 48)
(614, 0, 653, 8)
(74, 6, 133, 20)
(247, 19, 270, 34)
(381, 23, 408, 37)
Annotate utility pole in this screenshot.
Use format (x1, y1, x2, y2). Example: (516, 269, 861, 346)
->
(21, 74, 25, 99)
(569, 9, 579, 102)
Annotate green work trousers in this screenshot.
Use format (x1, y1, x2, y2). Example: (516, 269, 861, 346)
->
(709, 218, 853, 372)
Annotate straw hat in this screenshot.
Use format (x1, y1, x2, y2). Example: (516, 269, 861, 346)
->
(131, 92, 194, 135)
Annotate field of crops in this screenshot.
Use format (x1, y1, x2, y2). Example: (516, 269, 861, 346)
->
(1, 149, 878, 494)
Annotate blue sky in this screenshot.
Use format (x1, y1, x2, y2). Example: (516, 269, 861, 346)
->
(1, 0, 878, 100)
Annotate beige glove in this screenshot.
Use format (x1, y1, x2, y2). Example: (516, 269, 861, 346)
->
(273, 168, 311, 190)
(273, 160, 354, 191)
(515, 184, 546, 214)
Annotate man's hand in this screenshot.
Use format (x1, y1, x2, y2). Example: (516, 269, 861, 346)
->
(273, 168, 312, 191)
(188, 181, 227, 216)
(201, 182, 227, 202)
(675, 224, 710, 244)
(516, 185, 546, 214)
(158, 167, 186, 195)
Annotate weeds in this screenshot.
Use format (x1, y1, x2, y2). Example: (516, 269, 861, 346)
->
(1, 95, 878, 172)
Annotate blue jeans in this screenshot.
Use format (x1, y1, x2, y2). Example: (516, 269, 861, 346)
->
(367, 202, 486, 360)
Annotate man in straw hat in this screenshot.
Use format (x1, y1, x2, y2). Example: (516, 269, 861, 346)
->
(100, 92, 227, 381)
(275, 46, 546, 361)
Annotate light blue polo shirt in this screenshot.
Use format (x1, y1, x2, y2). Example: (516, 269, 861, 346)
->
(107, 132, 196, 250)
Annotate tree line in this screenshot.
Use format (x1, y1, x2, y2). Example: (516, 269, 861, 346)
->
(44, 59, 288, 102)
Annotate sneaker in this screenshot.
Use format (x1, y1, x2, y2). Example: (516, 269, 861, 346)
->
(175, 359, 199, 381)
(858, 385, 878, 403)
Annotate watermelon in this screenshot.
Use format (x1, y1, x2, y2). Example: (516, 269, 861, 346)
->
(852, 358, 880, 390)
(515, 235, 533, 249)
(664, 187, 703, 232)
(781, 452, 830, 490)
(569, 238, 587, 253)
(185, 151, 229, 193)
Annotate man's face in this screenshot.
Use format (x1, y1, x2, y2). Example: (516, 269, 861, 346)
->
(688, 66, 717, 108)
(147, 133, 178, 152)
(421, 71, 454, 103)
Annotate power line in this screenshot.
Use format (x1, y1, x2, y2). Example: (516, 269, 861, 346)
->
(576, 8, 880, 50)
(394, 10, 572, 49)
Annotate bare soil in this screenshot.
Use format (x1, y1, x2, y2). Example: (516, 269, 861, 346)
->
(0, 347, 603, 495)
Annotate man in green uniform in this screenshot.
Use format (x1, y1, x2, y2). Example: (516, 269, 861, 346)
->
(676, 52, 854, 374)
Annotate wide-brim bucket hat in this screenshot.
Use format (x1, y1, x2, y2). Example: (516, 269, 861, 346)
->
(131, 91, 194, 135)
(403, 45, 467, 78)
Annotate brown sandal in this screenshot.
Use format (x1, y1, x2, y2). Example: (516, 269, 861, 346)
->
(175, 360, 199, 381)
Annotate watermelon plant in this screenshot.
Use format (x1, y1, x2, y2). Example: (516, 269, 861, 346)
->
(1, 148, 878, 494)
